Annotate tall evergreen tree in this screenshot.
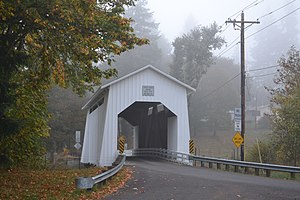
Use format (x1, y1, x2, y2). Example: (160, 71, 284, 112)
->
(110, 0, 171, 75)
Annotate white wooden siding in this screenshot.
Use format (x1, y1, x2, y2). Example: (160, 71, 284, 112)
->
(81, 66, 192, 166)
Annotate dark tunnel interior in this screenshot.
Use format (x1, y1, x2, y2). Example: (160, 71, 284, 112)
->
(118, 102, 176, 149)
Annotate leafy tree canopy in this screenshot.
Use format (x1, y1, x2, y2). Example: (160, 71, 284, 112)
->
(0, 0, 148, 167)
(0, 0, 147, 92)
(0, 0, 147, 135)
(170, 22, 225, 89)
(268, 46, 300, 166)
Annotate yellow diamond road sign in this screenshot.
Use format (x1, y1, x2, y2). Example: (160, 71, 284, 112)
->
(232, 132, 244, 148)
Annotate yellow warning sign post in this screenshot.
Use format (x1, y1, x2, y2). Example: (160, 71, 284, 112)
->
(189, 139, 195, 155)
(232, 132, 244, 148)
(118, 136, 125, 154)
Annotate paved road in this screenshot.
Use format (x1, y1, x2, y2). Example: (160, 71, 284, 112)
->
(104, 157, 300, 200)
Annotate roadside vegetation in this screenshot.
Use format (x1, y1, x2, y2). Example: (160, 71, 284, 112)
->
(0, 167, 132, 200)
(247, 47, 300, 167)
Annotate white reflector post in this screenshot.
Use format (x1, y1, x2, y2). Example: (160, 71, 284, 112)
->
(157, 104, 164, 112)
(76, 131, 81, 143)
(148, 107, 153, 115)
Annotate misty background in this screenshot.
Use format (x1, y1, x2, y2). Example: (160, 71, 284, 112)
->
(47, 0, 300, 161)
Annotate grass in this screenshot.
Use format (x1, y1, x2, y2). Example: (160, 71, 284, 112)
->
(270, 171, 300, 180)
(194, 161, 300, 181)
(192, 128, 271, 159)
(0, 166, 132, 200)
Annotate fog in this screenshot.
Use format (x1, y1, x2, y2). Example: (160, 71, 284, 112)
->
(147, 0, 300, 60)
(47, 0, 300, 160)
(146, 0, 300, 108)
(141, 0, 300, 158)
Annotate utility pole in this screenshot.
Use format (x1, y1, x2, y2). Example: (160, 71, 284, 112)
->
(226, 12, 259, 161)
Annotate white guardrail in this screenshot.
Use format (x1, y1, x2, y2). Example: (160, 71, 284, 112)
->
(133, 148, 300, 180)
(76, 155, 126, 189)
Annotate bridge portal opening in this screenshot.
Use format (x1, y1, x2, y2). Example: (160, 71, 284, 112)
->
(118, 102, 177, 150)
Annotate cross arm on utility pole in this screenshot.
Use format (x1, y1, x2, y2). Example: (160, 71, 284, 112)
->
(226, 20, 260, 24)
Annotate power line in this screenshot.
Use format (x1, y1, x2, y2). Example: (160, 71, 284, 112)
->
(246, 6, 300, 40)
(217, 41, 240, 57)
(246, 64, 280, 72)
(219, 11, 243, 35)
(228, 0, 264, 20)
(244, 0, 265, 12)
(247, 72, 277, 78)
(257, 0, 297, 20)
(199, 73, 240, 101)
(217, 23, 253, 57)
(216, 0, 264, 56)
(218, 0, 263, 34)
(219, 6, 300, 57)
(218, 24, 231, 36)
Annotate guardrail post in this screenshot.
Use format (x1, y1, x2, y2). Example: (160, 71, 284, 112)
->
(225, 164, 230, 171)
(266, 169, 271, 177)
(290, 172, 296, 180)
(209, 162, 213, 168)
(201, 161, 205, 167)
(234, 165, 238, 172)
(255, 168, 260, 176)
(217, 163, 221, 170)
(244, 167, 249, 174)
(193, 155, 196, 166)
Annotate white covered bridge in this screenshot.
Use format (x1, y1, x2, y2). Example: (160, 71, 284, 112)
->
(81, 65, 195, 166)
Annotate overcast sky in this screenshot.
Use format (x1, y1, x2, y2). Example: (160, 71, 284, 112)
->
(146, 0, 300, 59)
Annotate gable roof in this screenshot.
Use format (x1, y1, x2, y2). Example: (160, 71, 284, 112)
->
(82, 65, 196, 110)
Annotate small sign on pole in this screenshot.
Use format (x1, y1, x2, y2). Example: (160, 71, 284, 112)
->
(234, 108, 241, 120)
(232, 132, 244, 148)
(234, 120, 241, 132)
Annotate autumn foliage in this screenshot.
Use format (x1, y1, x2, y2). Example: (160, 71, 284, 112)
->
(0, 167, 132, 199)
(0, 0, 148, 167)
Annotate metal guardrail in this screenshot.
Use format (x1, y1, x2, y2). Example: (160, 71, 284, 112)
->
(76, 155, 126, 189)
(132, 148, 300, 179)
(75, 148, 299, 188)
(190, 154, 300, 179)
(133, 148, 191, 165)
